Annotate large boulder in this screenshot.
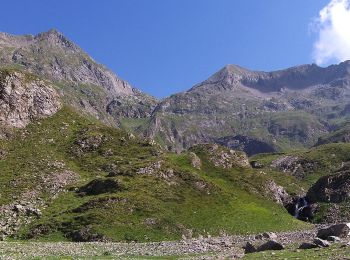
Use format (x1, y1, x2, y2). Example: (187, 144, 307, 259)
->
(317, 223, 350, 239)
(307, 171, 350, 203)
(256, 240, 284, 252)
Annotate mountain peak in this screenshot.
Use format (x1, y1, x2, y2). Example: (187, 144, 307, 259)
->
(34, 29, 77, 50)
(223, 64, 251, 74)
(203, 64, 258, 85)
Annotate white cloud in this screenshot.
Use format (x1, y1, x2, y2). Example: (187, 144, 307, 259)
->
(312, 0, 350, 65)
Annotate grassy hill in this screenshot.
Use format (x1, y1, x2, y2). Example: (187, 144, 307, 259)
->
(0, 106, 309, 242)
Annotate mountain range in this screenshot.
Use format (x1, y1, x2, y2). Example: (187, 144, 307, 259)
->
(2, 29, 350, 156)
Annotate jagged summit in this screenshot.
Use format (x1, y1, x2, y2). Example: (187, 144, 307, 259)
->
(34, 28, 78, 50)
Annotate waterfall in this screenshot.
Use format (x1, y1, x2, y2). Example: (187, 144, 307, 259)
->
(294, 197, 308, 219)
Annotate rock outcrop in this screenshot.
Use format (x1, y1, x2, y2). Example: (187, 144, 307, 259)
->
(270, 156, 318, 179)
(307, 171, 350, 203)
(190, 144, 250, 169)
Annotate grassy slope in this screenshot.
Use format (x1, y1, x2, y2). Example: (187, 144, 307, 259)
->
(0, 107, 308, 242)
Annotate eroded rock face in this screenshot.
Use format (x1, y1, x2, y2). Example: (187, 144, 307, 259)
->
(0, 30, 134, 97)
(0, 70, 61, 128)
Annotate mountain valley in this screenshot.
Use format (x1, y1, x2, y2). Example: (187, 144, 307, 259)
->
(1, 29, 350, 259)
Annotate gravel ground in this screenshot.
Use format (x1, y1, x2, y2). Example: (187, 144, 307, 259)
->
(0, 228, 321, 259)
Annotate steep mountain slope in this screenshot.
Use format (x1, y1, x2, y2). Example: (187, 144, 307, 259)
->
(0, 29, 157, 125)
(145, 62, 350, 154)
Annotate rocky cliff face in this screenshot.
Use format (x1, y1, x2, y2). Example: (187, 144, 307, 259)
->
(0, 69, 61, 128)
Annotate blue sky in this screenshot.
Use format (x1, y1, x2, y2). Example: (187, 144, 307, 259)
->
(0, 0, 332, 97)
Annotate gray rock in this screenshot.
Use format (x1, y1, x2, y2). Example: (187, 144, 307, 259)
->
(298, 242, 318, 249)
(317, 223, 350, 239)
(265, 180, 291, 205)
(255, 234, 264, 240)
(250, 160, 264, 168)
